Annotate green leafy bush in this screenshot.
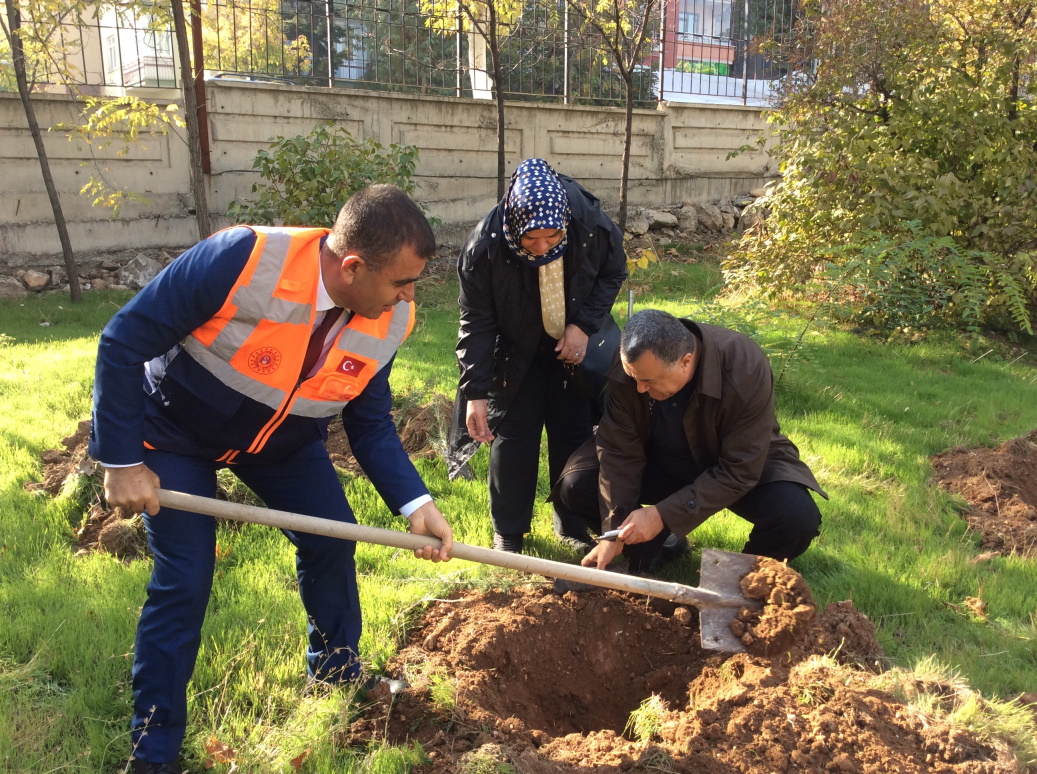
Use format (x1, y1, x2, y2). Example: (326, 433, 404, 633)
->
(727, 0, 1037, 333)
(228, 122, 419, 228)
(821, 226, 1036, 334)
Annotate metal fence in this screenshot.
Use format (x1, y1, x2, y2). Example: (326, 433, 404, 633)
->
(19, 0, 797, 106)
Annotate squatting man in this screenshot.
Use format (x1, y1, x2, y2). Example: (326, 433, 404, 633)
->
(553, 308, 827, 574)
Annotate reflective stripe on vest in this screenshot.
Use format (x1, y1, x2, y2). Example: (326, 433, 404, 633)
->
(292, 303, 415, 417)
(180, 226, 414, 451)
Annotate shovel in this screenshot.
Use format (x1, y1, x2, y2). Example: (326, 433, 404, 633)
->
(157, 489, 762, 653)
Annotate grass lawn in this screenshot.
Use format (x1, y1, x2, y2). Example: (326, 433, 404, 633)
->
(1, 254, 1035, 772)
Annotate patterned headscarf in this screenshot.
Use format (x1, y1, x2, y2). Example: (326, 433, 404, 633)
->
(501, 158, 571, 268)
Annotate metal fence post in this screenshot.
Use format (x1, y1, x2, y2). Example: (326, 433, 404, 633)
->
(657, 0, 666, 102)
(741, 0, 750, 104)
(326, 0, 335, 87)
(563, 0, 570, 105)
(456, 6, 463, 97)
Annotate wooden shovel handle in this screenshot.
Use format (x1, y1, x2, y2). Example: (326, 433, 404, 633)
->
(156, 489, 740, 609)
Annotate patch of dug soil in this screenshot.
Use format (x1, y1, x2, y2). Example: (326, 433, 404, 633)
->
(325, 395, 452, 475)
(25, 419, 95, 497)
(348, 587, 1023, 773)
(24, 419, 148, 560)
(932, 430, 1037, 558)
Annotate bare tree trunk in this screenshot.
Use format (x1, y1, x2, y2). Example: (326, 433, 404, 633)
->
(487, 3, 507, 200)
(171, 0, 212, 239)
(619, 81, 633, 230)
(4, 0, 81, 302)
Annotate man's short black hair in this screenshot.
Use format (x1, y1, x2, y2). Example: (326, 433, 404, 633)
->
(326, 185, 436, 270)
(621, 309, 696, 366)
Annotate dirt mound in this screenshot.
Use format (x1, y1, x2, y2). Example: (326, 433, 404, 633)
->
(731, 557, 817, 657)
(347, 586, 1022, 773)
(24, 420, 148, 560)
(932, 430, 1037, 557)
(25, 419, 94, 497)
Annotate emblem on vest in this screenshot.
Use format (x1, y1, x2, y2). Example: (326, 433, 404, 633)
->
(248, 347, 282, 374)
(337, 357, 366, 377)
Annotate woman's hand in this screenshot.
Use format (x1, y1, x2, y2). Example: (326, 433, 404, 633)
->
(465, 399, 495, 443)
(555, 324, 590, 365)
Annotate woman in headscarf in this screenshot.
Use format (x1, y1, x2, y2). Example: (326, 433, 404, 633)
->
(447, 158, 627, 553)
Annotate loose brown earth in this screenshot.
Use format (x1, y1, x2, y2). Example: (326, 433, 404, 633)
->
(732, 557, 818, 657)
(349, 586, 1021, 773)
(931, 430, 1037, 558)
(27, 420, 1037, 771)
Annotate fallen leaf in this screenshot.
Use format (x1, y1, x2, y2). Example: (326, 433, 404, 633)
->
(290, 750, 311, 771)
(204, 735, 237, 767)
(964, 596, 988, 621)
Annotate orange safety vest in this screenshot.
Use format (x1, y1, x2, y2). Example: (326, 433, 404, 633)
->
(180, 226, 415, 455)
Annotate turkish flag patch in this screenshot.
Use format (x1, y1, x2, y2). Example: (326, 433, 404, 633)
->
(337, 357, 367, 377)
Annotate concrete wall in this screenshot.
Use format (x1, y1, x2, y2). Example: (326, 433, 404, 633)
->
(1, 83, 776, 266)
(0, 91, 194, 266)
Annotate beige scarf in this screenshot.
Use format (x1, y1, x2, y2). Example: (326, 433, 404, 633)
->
(538, 257, 566, 339)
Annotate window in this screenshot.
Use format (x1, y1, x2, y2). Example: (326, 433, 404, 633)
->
(679, 0, 733, 40)
(678, 12, 700, 36)
(105, 34, 118, 73)
(711, 3, 732, 38)
(144, 29, 173, 57)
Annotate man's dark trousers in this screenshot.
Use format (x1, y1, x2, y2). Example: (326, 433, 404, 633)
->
(131, 438, 360, 764)
(555, 461, 822, 565)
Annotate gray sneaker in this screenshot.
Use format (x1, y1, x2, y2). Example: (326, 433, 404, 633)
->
(492, 533, 524, 553)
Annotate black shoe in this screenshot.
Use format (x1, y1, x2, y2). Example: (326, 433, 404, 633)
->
(552, 511, 596, 553)
(645, 535, 691, 574)
(492, 532, 524, 553)
(129, 759, 183, 774)
(555, 532, 596, 554)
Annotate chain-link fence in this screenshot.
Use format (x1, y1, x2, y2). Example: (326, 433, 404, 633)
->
(12, 0, 796, 106)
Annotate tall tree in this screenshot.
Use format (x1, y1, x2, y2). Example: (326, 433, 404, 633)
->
(1, 0, 81, 301)
(3, 0, 202, 297)
(170, 0, 211, 239)
(567, 0, 658, 228)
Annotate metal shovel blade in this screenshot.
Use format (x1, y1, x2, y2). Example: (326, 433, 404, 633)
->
(697, 548, 762, 653)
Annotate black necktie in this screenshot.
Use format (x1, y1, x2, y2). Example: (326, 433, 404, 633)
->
(300, 308, 342, 379)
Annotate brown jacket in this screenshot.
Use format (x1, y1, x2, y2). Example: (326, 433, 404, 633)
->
(576, 319, 826, 536)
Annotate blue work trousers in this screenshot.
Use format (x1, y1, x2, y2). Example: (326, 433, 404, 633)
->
(130, 439, 360, 764)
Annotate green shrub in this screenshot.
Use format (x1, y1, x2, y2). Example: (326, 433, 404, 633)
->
(727, 0, 1037, 334)
(227, 122, 420, 228)
(820, 226, 1035, 334)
